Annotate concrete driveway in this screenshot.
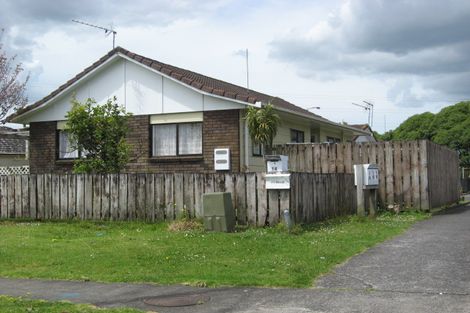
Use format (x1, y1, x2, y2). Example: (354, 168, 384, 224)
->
(1, 204, 469, 313)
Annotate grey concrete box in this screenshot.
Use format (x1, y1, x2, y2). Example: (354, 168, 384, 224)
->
(202, 192, 235, 232)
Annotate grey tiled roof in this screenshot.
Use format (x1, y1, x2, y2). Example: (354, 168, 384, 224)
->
(0, 135, 26, 154)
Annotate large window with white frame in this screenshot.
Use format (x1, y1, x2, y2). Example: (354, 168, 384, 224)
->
(152, 122, 202, 157)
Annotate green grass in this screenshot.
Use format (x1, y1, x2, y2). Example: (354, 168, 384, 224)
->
(0, 212, 428, 288)
(0, 296, 143, 313)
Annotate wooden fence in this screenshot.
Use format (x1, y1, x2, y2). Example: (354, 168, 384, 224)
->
(0, 172, 356, 225)
(273, 140, 460, 210)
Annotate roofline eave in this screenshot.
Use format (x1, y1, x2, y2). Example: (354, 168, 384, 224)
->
(9, 53, 261, 124)
(273, 106, 370, 136)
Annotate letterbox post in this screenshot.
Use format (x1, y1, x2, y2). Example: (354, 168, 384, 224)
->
(354, 164, 366, 216)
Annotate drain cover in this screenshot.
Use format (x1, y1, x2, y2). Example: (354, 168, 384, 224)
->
(144, 293, 210, 307)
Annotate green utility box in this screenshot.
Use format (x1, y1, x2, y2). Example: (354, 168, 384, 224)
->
(202, 192, 235, 232)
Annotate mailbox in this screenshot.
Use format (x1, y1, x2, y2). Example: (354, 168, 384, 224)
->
(354, 164, 379, 189)
(265, 155, 290, 189)
(265, 155, 289, 173)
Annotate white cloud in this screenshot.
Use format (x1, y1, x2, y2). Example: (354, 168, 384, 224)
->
(3, 0, 466, 131)
(270, 0, 470, 108)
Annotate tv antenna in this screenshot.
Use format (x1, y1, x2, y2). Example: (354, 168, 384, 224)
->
(72, 19, 117, 49)
(352, 101, 374, 126)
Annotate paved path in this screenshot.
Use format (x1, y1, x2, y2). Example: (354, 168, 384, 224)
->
(1, 205, 470, 313)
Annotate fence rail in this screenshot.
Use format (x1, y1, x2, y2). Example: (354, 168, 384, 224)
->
(274, 140, 460, 210)
(0, 172, 356, 225)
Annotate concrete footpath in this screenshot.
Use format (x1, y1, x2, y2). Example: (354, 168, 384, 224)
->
(1, 205, 470, 313)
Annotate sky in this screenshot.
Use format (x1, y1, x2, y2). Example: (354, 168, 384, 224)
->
(1, 0, 470, 132)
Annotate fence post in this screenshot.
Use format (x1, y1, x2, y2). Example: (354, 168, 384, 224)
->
(354, 165, 366, 216)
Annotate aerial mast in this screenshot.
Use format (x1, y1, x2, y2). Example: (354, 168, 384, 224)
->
(72, 19, 117, 49)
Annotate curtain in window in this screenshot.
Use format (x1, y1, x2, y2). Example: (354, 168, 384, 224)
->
(59, 131, 79, 159)
(153, 124, 177, 156)
(178, 123, 202, 155)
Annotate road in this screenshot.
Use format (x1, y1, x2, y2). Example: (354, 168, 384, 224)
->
(1, 204, 469, 312)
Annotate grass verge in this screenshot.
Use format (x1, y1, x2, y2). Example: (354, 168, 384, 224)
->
(0, 296, 143, 313)
(0, 212, 428, 288)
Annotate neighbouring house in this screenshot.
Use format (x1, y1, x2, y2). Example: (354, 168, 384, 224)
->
(351, 124, 377, 143)
(8, 47, 368, 173)
(0, 126, 29, 168)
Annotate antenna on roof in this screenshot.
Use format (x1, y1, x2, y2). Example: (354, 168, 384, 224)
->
(362, 100, 374, 127)
(352, 102, 373, 126)
(72, 19, 117, 49)
(246, 48, 249, 93)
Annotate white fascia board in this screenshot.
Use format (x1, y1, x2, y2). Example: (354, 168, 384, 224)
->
(274, 106, 370, 135)
(11, 54, 123, 123)
(117, 53, 259, 108)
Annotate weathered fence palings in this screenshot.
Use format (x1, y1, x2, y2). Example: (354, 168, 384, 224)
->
(0, 172, 357, 225)
(274, 140, 460, 210)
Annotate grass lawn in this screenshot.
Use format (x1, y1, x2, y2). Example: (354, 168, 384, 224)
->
(0, 212, 428, 288)
(0, 296, 143, 313)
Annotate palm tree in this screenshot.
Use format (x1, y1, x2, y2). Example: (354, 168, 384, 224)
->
(245, 102, 281, 155)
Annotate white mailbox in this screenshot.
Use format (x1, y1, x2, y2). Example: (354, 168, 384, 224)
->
(354, 164, 379, 189)
(266, 173, 291, 190)
(265, 155, 289, 173)
(265, 155, 290, 189)
(214, 148, 230, 171)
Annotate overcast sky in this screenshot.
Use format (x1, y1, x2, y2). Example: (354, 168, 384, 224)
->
(2, 0, 470, 132)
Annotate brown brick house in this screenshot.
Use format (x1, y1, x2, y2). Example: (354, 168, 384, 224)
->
(9, 47, 367, 174)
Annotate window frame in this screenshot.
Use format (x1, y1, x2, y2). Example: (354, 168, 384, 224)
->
(290, 128, 305, 143)
(326, 136, 341, 144)
(56, 130, 81, 160)
(252, 142, 263, 157)
(150, 121, 203, 157)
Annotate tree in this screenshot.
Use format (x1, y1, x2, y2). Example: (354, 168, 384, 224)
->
(390, 112, 436, 141)
(431, 102, 470, 167)
(376, 101, 470, 167)
(245, 103, 281, 154)
(66, 97, 132, 173)
(0, 31, 29, 122)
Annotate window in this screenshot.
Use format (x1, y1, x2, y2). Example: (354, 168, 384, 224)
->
(326, 136, 341, 144)
(252, 142, 263, 157)
(152, 122, 202, 156)
(58, 130, 79, 159)
(310, 135, 316, 143)
(290, 129, 305, 143)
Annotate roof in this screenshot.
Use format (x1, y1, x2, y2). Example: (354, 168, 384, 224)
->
(0, 130, 27, 155)
(8, 47, 367, 135)
(10, 47, 324, 122)
(350, 124, 373, 133)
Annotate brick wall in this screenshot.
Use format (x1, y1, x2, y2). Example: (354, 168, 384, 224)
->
(124, 109, 241, 173)
(202, 109, 240, 172)
(29, 110, 241, 174)
(29, 122, 73, 174)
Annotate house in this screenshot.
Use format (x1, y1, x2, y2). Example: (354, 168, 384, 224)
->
(8, 47, 368, 173)
(0, 126, 28, 167)
(350, 124, 377, 143)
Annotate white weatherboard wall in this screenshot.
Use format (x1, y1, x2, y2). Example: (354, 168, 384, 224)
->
(125, 59, 163, 114)
(18, 56, 244, 123)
